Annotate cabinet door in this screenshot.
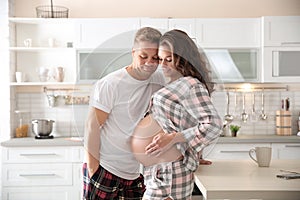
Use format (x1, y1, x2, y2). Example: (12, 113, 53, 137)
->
(168, 18, 196, 38)
(2, 163, 72, 186)
(2, 187, 75, 200)
(263, 47, 300, 82)
(272, 143, 300, 159)
(203, 143, 271, 160)
(2, 147, 72, 163)
(140, 18, 168, 33)
(75, 18, 140, 49)
(263, 16, 300, 47)
(196, 18, 261, 48)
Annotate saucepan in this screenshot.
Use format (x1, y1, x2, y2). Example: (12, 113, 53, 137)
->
(31, 119, 55, 137)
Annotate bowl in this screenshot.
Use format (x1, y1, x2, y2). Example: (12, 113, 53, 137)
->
(31, 119, 55, 136)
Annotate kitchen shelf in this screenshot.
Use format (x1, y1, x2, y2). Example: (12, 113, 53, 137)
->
(10, 82, 77, 86)
(9, 17, 75, 24)
(9, 47, 75, 52)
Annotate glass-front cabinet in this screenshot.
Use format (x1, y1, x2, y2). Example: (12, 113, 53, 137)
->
(204, 48, 260, 83)
(263, 47, 300, 82)
(77, 49, 132, 83)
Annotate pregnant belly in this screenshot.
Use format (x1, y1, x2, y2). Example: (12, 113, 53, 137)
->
(131, 114, 182, 167)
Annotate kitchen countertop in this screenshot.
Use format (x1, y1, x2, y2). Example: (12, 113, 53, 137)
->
(0, 137, 84, 147)
(0, 135, 299, 147)
(217, 135, 300, 143)
(194, 159, 300, 200)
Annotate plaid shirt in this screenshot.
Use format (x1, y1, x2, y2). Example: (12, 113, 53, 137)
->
(149, 76, 222, 172)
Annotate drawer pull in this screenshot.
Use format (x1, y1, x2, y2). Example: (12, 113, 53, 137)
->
(20, 153, 57, 156)
(220, 150, 249, 153)
(19, 173, 56, 177)
(285, 145, 300, 148)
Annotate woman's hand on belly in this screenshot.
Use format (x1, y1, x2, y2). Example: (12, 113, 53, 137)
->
(145, 131, 177, 156)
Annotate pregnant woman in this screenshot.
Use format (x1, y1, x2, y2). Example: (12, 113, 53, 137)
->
(131, 29, 222, 200)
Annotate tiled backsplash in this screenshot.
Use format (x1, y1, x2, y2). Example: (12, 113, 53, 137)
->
(12, 86, 300, 138)
(212, 90, 300, 136)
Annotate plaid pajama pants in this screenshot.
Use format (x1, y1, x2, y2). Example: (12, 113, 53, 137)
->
(82, 163, 145, 200)
(143, 160, 194, 200)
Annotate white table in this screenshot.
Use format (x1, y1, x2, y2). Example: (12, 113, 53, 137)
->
(194, 159, 300, 200)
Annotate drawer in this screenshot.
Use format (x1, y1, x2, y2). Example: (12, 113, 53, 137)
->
(2, 186, 78, 200)
(2, 163, 72, 186)
(203, 143, 271, 159)
(2, 147, 73, 163)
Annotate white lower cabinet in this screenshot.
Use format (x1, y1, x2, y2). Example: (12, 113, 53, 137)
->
(203, 143, 271, 160)
(1, 146, 83, 200)
(204, 142, 300, 160)
(271, 143, 300, 159)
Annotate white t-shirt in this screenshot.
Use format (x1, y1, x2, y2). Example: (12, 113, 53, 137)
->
(90, 67, 165, 180)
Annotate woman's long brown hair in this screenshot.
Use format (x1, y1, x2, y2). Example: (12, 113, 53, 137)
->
(159, 29, 214, 95)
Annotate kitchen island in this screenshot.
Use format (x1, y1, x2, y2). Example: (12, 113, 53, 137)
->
(194, 159, 300, 200)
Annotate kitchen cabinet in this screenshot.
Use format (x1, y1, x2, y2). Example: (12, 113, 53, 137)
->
(140, 18, 168, 33)
(204, 142, 300, 160)
(168, 18, 196, 39)
(1, 146, 83, 200)
(263, 47, 300, 82)
(203, 143, 271, 160)
(263, 16, 300, 47)
(194, 18, 261, 83)
(9, 18, 77, 85)
(272, 143, 300, 159)
(196, 18, 261, 48)
(75, 18, 140, 49)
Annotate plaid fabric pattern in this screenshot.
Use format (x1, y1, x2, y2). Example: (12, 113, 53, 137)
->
(83, 163, 145, 200)
(149, 76, 222, 172)
(143, 160, 194, 200)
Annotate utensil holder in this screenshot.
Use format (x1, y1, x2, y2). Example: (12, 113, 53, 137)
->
(276, 110, 291, 136)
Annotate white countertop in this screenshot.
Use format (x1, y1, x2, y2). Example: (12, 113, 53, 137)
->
(0, 137, 84, 147)
(218, 135, 300, 143)
(1, 135, 299, 147)
(194, 159, 300, 200)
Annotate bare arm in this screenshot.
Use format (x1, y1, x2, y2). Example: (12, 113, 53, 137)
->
(84, 106, 109, 177)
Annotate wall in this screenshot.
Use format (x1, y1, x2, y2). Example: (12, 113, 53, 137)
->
(13, 0, 300, 18)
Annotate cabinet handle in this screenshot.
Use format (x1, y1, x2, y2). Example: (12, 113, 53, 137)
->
(281, 42, 300, 45)
(272, 51, 279, 77)
(220, 150, 249, 153)
(285, 145, 300, 148)
(20, 153, 57, 156)
(19, 173, 56, 177)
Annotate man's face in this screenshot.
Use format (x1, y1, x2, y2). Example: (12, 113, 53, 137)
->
(131, 41, 159, 79)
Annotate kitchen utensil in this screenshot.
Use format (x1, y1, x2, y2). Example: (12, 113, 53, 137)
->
(260, 91, 267, 120)
(251, 93, 257, 122)
(31, 119, 55, 137)
(285, 98, 290, 111)
(46, 94, 59, 107)
(223, 91, 233, 127)
(241, 94, 248, 123)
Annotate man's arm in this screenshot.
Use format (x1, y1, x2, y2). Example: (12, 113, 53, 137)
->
(84, 106, 109, 177)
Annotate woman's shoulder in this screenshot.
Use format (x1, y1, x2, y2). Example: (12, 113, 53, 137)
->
(173, 76, 203, 88)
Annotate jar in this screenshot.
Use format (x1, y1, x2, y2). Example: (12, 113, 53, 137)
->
(15, 110, 30, 138)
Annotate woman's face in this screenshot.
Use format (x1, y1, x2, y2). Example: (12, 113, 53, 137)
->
(158, 47, 182, 82)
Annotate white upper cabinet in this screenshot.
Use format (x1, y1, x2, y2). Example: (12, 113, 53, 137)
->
(168, 18, 196, 39)
(263, 16, 300, 47)
(140, 18, 168, 33)
(75, 18, 140, 49)
(196, 18, 261, 48)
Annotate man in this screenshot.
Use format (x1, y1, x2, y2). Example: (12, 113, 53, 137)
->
(83, 27, 164, 200)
